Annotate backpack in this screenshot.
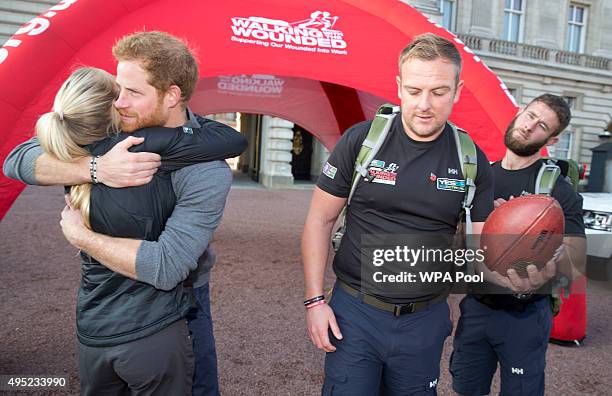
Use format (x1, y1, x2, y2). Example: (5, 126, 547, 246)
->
(331, 103, 478, 251)
(534, 157, 583, 314)
(535, 157, 582, 194)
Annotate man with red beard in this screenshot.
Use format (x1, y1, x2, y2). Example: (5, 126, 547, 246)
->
(450, 94, 586, 396)
(4, 31, 246, 395)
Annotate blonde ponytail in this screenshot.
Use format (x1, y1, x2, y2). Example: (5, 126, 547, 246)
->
(36, 67, 120, 228)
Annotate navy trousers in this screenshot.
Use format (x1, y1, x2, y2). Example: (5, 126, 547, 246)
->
(450, 295, 553, 396)
(186, 283, 219, 396)
(322, 283, 452, 396)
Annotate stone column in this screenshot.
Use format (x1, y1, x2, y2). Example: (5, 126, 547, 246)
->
(404, 0, 441, 16)
(310, 137, 330, 181)
(593, 2, 612, 57)
(530, 0, 563, 48)
(468, 0, 497, 38)
(259, 115, 294, 188)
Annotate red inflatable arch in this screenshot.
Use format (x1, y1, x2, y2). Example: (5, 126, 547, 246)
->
(0, 0, 518, 221)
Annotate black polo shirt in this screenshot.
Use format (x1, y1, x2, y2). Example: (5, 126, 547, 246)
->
(492, 159, 585, 236)
(482, 159, 586, 308)
(318, 116, 494, 303)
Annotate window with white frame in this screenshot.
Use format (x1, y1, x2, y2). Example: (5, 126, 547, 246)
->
(503, 0, 524, 42)
(551, 131, 573, 160)
(566, 4, 587, 53)
(439, 0, 456, 32)
(549, 95, 576, 160)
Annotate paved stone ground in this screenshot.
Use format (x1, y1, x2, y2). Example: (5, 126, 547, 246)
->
(0, 184, 611, 395)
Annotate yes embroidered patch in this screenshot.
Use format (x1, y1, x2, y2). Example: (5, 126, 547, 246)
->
(436, 178, 466, 192)
(322, 162, 338, 179)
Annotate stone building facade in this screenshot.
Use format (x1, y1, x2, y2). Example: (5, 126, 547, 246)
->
(0, 1, 57, 44)
(406, 0, 612, 171)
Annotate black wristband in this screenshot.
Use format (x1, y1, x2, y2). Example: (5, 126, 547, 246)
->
(303, 295, 325, 306)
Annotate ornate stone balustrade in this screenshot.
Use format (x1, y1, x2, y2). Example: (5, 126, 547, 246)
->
(457, 34, 611, 71)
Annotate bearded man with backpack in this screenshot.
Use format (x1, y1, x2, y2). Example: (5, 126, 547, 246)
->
(450, 93, 587, 396)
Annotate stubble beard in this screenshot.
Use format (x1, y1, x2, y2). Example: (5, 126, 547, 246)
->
(119, 99, 168, 132)
(406, 116, 446, 139)
(504, 117, 548, 157)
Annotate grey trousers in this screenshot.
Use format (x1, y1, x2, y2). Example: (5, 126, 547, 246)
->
(78, 319, 194, 396)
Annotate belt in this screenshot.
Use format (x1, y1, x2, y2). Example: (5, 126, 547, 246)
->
(337, 280, 447, 317)
(474, 294, 546, 311)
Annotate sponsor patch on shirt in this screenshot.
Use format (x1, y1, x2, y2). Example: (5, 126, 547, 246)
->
(322, 162, 337, 179)
(370, 159, 385, 168)
(182, 126, 194, 134)
(368, 160, 399, 186)
(436, 178, 466, 192)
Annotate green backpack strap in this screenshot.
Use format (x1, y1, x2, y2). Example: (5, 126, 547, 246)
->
(535, 159, 561, 195)
(450, 122, 477, 235)
(347, 103, 399, 204)
(332, 103, 399, 251)
(535, 159, 572, 303)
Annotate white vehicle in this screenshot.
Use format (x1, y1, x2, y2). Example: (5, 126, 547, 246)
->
(581, 192, 612, 262)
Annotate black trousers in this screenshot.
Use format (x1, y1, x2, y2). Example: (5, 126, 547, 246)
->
(78, 319, 194, 396)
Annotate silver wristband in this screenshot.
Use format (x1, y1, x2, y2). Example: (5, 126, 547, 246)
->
(89, 155, 100, 184)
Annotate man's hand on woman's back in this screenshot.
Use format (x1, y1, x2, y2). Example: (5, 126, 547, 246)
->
(97, 136, 161, 187)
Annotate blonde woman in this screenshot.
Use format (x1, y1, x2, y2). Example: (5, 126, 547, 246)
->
(35, 67, 244, 394)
